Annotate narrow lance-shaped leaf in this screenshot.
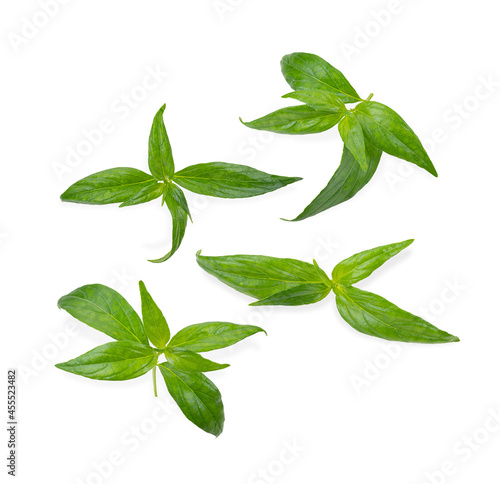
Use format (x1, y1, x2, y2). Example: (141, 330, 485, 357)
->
(61, 168, 157, 205)
(148, 104, 174, 181)
(332, 239, 414, 286)
(168, 322, 265, 353)
(282, 90, 347, 112)
(281, 53, 360, 103)
(250, 283, 332, 307)
(56, 342, 158, 380)
(240, 105, 344, 135)
(58, 284, 148, 344)
(335, 285, 459, 344)
(338, 114, 367, 170)
(174, 162, 301, 198)
(284, 141, 382, 222)
(139, 281, 170, 348)
(149, 184, 188, 263)
(159, 363, 224, 437)
(196, 251, 329, 300)
(168, 182, 192, 221)
(164, 348, 229, 372)
(354, 101, 437, 176)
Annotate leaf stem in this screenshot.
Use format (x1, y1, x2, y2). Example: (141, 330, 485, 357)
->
(153, 365, 158, 397)
(365, 93, 374, 102)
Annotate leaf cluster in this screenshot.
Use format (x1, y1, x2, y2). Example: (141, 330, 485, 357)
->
(241, 53, 437, 221)
(197, 240, 459, 344)
(61, 105, 301, 262)
(56, 282, 265, 436)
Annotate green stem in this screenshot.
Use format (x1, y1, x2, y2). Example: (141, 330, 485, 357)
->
(153, 366, 158, 397)
(365, 93, 374, 101)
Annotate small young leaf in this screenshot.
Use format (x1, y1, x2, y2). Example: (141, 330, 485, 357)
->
(164, 348, 229, 372)
(282, 90, 346, 112)
(148, 104, 174, 181)
(55, 341, 158, 380)
(240, 105, 344, 135)
(168, 322, 265, 353)
(332, 239, 414, 286)
(196, 252, 328, 300)
(312, 259, 333, 286)
(139, 281, 170, 349)
(281, 53, 360, 103)
(335, 285, 459, 344)
(149, 184, 188, 263)
(338, 114, 367, 170)
(354, 101, 438, 176)
(58, 284, 148, 344)
(168, 183, 192, 221)
(285, 141, 382, 222)
(158, 363, 224, 437)
(119, 183, 163, 207)
(250, 283, 331, 307)
(174, 162, 301, 198)
(61, 168, 157, 205)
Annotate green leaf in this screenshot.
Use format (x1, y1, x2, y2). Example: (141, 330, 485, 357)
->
(159, 363, 224, 436)
(285, 141, 382, 222)
(149, 184, 188, 263)
(148, 104, 174, 181)
(335, 285, 459, 344)
(58, 284, 148, 344)
(139, 281, 170, 349)
(250, 283, 332, 306)
(332, 239, 414, 286)
(55, 341, 158, 380)
(164, 348, 229, 372)
(240, 105, 344, 135)
(354, 101, 438, 176)
(60, 168, 157, 205)
(282, 90, 346, 112)
(338, 114, 367, 170)
(119, 183, 163, 207)
(168, 322, 265, 353)
(169, 183, 192, 221)
(281, 52, 360, 103)
(196, 251, 328, 300)
(313, 259, 333, 286)
(174, 162, 301, 198)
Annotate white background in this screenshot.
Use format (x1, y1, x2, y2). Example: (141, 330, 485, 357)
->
(1, 1, 499, 483)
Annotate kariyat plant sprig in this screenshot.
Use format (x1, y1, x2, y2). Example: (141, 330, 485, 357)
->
(55, 281, 265, 436)
(197, 240, 459, 344)
(61, 105, 301, 262)
(240, 53, 437, 221)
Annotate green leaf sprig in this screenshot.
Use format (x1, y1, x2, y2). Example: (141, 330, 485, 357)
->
(197, 240, 459, 344)
(61, 105, 302, 262)
(55, 281, 265, 436)
(240, 53, 437, 221)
